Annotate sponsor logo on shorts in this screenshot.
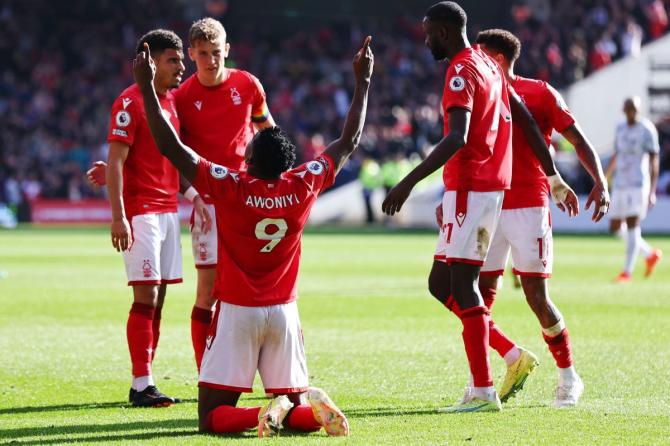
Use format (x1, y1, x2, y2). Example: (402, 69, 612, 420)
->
(206, 334, 214, 349)
(115, 110, 131, 127)
(210, 164, 228, 180)
(449, 76, 466, 92)
(199, 243, 208, 261)
(112, 128, 128, 137)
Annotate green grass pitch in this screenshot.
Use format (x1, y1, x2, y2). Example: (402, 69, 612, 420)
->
(1, 226, 669, 445)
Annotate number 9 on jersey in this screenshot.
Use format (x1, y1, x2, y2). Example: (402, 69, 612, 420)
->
(255, 218, 288, 253)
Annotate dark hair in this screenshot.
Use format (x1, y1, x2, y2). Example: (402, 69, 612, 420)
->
(251, 127, 296, 177)
(476, 29, 521, 62)
(136, 29, 183, 55)
(425, 1, 467, 29)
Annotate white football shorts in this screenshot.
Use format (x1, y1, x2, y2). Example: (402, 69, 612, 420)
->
(124, 212, 182, 286)
(199, 301, 309, 394)
(481, 206, 553, 277)
(609, 186, 649, 220)
(190, 203, 217, 268)
(434, 190, 504, 266)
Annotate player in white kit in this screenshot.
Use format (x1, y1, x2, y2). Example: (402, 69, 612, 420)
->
(606, 96, 662, 282)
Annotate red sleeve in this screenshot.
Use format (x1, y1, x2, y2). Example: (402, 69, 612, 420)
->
(442, 64, 476, 112)
(250, 74, 270, 124)
(290, 153, 336, 195)
(544, 83, 575, 132)
(107, 95, 138, 146)
(194, 158, 237, 201)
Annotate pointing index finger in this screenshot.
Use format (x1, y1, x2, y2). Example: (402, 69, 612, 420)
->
(362, 35, 371, 51)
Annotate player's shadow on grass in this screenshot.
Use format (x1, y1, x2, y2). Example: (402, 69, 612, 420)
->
(0, 399, 198, 416)
(0, 419, 198, 444)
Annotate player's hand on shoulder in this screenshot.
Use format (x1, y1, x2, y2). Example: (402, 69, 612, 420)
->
(86, 161, 107, 187)
(353, 36, 374, 84)
(585, 181, 610, 222)
(382, 180, 412, 216)
(111, 217, 132, 252)
(193, 195, 212, 234)
(133, 42, 156, 89)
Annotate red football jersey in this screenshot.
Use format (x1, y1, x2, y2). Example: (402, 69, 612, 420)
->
(106, 84, 180, 218)
(174, 70, 269, 172)
(504, 76, 575, 209)
(441, 45, 513, 192)
(193, 154, 335, 307)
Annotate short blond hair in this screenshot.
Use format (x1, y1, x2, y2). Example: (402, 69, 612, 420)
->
(189, 17, 226, 45)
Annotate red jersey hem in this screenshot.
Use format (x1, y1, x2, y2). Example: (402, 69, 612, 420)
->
(215, 296, 298, 307)
(444, 186, 508, 192)
(198, 381, 253, 393)
(195, 264, 217, 270)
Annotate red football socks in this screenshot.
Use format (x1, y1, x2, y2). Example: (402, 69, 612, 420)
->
(543, 329, 573, 368)
(206, 405, 261, 433)
(479, 286, 516, 358)
(151, 305, 162, 361)
(285, 405, 322, 432)
(127, 302, 155, 377)
(445, 293, 515, 359)
(191, 306, 213, 370)
(460, 306, 493, 387)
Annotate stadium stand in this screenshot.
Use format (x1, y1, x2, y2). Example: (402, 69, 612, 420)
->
(1, 0, 669, 221)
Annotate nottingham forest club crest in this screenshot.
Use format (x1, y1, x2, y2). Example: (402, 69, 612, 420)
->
(142, 259, 152, 278)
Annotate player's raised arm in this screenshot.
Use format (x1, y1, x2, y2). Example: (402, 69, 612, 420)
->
(560, 123, 610, 221)
(133, 42, 200, 182)
(323, 36, 373, 173)
(509, 93, 579, 216)
(381, 107, 470, 216)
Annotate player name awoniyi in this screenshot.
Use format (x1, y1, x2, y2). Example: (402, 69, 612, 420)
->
(245, 193, 301, 209)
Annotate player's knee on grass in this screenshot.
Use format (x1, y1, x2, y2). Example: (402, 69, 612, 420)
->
(428, 261, 451, 303)
(198, 387, 241, 432)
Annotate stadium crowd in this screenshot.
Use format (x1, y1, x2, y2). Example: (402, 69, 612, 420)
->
(1, 0, 670, 218)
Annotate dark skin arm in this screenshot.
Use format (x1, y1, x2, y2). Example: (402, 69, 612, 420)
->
(133, 43, 200, 182)
(381, 107, 470, 215)
(509, 93, 579, 216)
(560, 123, 610, 221)
(179, 174, 212, 233)
(324, 36, 374, 174)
